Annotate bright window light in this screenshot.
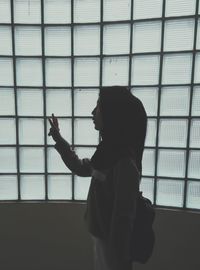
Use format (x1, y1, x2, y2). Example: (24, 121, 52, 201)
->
(0, 0, 199, 211)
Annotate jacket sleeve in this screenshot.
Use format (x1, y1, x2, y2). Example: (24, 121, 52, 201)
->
(108, 157, 140, 264)
(54, 136, 93, 177)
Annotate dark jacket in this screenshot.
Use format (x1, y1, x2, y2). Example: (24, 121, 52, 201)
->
(54, 136, 140, 262)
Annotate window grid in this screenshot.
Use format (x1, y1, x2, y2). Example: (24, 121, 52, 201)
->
(153, 0, 166, 208)
(41, 0, 48, 200)
(71, 0, 75, 200)
(0, 0, 199, 211)
(10, 0, 21, 199)
(183, 0, 199, 208)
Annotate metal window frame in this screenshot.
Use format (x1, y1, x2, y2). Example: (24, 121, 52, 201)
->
(0, 0, 199, 211)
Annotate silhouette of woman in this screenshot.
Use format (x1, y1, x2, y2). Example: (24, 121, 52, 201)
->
(48, 86, 147, 270)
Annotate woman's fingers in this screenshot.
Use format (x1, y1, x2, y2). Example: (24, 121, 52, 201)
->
(54, 117, 58, 127)
(52, 113, 59, 128)
(48, 114, 60, 135)
(48, 114, 61, 142)
(48, 118, 54, 136)
(49, 114, 58, 128)
(48, 127, 52, 136)
(48, 117, 54, 128)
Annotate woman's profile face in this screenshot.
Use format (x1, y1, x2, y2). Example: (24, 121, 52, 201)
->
(91, 98, 103, 131)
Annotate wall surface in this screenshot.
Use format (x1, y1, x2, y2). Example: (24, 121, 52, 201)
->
(0, 203, 199, 270)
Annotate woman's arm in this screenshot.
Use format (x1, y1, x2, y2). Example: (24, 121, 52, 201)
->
(48, 114, 92, 177)
(54, 136, 92, 177)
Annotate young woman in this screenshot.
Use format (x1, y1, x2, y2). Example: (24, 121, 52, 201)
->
(48, 86, 147, 270)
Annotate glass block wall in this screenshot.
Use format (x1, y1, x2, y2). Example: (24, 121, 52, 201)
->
(0, 0, 199, 210)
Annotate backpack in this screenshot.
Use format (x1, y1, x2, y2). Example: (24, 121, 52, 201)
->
(130, 191, 156, 264)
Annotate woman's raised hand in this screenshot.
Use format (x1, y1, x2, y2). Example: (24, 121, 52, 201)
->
(48, 113, 61, 142)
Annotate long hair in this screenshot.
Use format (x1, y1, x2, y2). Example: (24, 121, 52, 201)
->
(91, 86, 147, 175)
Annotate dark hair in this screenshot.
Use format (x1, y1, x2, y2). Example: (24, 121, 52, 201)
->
(91, 86, 147, 176)
(98, 86, 147, 173)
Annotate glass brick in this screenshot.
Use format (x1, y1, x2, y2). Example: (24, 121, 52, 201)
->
(188, 150, 200, 179)
(194, 53, 200, 83)
(44, 0, 71, 23)
(190, 120, 200, 148)
(20, 147, 44, 173)
(74, 58, 100, 87)
(0, 89, 15, 115)
(131, 55, 160, 85)
(196, 19, 200, 49)
(164, 19, 194, 51)
(17, 89, 43, 116)
(47, 118, 72, 145)
(74, 146, 96, 160)
(0, 26, 12, 55)
(156, 179, 184, 207)
(74, 25, 100, 55)
(74, 89, 99, 116)
(0, 0, 11, 23)
(74, 0, 100, 23)
(19, 118, 44, 145)
(48, 174, 72, 200)
(0, 118, 16, 144)
(0, 147, 17, 173)
(0, 58, 13, 86)
(103, 0, 131, 21)
(133, 0, 162, 19)
(192, 86, 200, 116)
(20, 175, 45, 200)
(47, 147, 71, 173)
(142, 149, 155, 176)
(132, 21, 161, 53)
(186, 181, 200, 209)
(16, 58, 42, 86)
(46, 89, 72, 116)
(157, 149, 186, 178)
(140, 177, 154, 202)
(144, 119, 157, 147)
(131, 87, 158, 116)
(162, 54, 192, 84)
(14, 0, 41, 23)
(15, 26, 41, 55)
(165, 0, 196, 17)
(45, 27, 71, 56)
(74, 175, 91, 200)
(160, 86, 190, 116)
(102, 57, 129, 86)
(0, 175, 18, 200)
(45, 58, 71, 87)
(103, 24, 130, 55)
(158, 119, 188, 147)
(74, 119, 99, 145)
